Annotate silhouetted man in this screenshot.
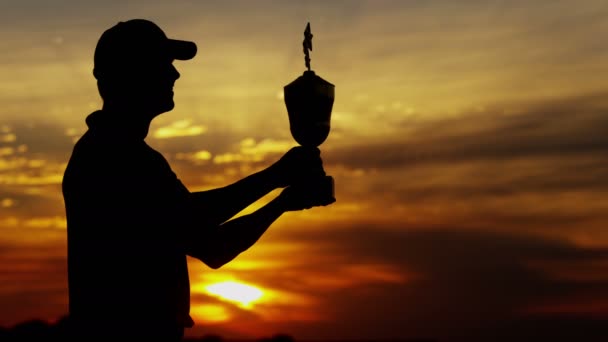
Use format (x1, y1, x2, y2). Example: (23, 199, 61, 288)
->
(62, 19, 334, 341)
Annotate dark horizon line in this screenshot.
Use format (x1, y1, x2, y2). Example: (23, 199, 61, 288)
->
(0, 316, 438, 342)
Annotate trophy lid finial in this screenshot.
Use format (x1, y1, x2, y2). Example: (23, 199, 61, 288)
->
(303, 22, 313, 71)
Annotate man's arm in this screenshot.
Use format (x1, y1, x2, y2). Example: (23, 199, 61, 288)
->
(185, 177, 334, 269)
(189, 167, 279, 228)
(189, 146, 324, 227)
(186, 195, 285, 269)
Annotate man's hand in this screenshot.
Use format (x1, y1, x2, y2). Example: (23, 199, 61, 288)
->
(267, 146, 326, 188)
(276, 176, 336, 212)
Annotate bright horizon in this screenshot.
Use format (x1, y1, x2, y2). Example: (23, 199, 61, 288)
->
(1, 1, 608, 341)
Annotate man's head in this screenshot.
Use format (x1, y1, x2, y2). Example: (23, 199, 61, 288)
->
(93, 19, 197, 117)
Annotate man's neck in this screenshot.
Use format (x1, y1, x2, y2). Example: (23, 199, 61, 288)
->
(100, 103, 155, 140)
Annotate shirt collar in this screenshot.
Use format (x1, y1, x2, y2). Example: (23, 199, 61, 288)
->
(86, 110, 150, 141)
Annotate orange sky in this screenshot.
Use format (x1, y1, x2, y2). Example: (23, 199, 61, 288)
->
(1, 1, 608, 341)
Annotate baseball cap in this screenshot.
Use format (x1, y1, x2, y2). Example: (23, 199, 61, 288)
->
(93, 19, 197, 80)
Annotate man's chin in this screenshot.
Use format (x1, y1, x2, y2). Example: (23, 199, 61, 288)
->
(164, 100, 175, 111)
(160, 98, 175, 110)
(149, 100, 175, 117)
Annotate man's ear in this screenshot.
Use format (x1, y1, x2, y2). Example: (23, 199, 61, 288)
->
(97, 78, 130, 103)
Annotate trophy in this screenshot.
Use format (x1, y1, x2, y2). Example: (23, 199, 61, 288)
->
(284, 22, 335, 202)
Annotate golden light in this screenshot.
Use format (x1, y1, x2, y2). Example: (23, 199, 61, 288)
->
(205, 281, 264, 309)
(190, 304, 231, 324)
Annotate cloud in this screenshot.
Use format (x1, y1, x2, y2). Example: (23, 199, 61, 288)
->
(161, 137, 296, 190)
(0, 122, 71, 189)
(8, 123, 74, 160)
(270, 226, 608, 341)
(0, 242, 67, 326)
(175, 150, 213, 165)
(327, 93, 608, 170)
(316, 93, 608, 239)
(213, 138, 293, 165)
(153, 119, 208, 139)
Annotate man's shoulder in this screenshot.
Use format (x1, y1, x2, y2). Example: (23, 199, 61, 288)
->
(66, 132, 149, 183)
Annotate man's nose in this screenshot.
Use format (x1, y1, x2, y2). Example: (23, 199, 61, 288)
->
(171, 64, 180, 81)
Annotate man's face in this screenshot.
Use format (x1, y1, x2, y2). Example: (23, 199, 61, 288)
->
(128, 56, 181, 117)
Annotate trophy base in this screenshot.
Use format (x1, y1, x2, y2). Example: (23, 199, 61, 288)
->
(301, 175, 335, 206)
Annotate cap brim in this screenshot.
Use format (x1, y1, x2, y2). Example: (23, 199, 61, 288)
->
(168, 39, 197, 60)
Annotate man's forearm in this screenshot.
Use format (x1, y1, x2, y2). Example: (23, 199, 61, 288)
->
(190, 167, 279, 226)
(188, 197, 286, 269)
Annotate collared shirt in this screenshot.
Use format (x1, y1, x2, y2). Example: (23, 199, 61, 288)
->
(63, 110, 194, 335)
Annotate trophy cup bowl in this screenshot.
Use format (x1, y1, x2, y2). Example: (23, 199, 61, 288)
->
(284, 70, 335, 202)
(284, 70, 334, 147)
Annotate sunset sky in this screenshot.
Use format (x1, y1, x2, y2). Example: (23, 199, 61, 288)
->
(1, 0, 608, 341)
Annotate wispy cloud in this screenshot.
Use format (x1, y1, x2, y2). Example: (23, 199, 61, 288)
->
(153, 119, 207, 139)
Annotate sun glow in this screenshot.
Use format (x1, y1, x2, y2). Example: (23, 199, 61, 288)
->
(204, 281, 264, 309)
(190, 304, 231, 323)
